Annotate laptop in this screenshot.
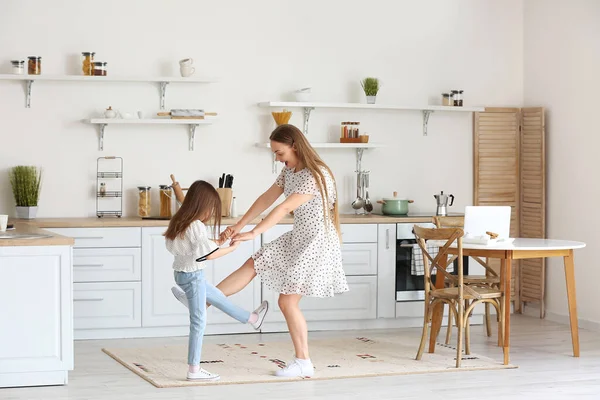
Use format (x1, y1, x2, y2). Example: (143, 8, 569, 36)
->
(463, 206, 512, 240)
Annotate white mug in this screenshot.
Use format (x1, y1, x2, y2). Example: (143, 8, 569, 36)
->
(180, 66, 195, 77)
(0, 215, 8, 232)
(179, 58, 194, 67)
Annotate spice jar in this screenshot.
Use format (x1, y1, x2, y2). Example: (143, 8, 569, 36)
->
(159, 185, 172, 218)
(457, 90, 464, 107)
(11, 60, 25, 75)
(137, 186, 151, 217)
(27, 56, 41, 75)
(450, 90, 459, 106)
(93, 61, 107, 76)
(442, 93, 452, 106)
(81, 52, 95, 76)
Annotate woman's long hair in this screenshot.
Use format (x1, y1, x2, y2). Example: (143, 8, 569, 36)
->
(164, 180, 221, 240)
(270, 124, 341, 241)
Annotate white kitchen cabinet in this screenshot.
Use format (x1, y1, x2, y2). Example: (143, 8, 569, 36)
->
(377, 224, 397, 319)
(43, 227, 141, 248)
(141, 226, 261, 331)
(73, 282, 141, 329)
(72, 247, 141, 282)
(341, 243, 377, 275)
(0, 245, 73, 388)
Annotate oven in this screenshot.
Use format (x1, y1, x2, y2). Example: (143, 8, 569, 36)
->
(395, 223, 469, 302)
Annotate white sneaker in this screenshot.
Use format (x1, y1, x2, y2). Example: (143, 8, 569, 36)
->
(187, 368, 220, 381)
(274, 358, 314, 378)
(171, 286, 189, 308)
(250, 300, 269, 330)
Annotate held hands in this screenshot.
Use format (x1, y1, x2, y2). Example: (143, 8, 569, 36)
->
(230, 230, 257, 244)
(219, 224, 242, 244)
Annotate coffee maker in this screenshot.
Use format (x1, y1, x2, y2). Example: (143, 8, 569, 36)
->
(434, 191, 454, 216)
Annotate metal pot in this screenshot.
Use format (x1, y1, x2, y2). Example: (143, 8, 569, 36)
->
(377, 192, 414, 215)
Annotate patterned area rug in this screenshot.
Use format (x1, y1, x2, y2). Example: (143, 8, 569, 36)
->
(102, 333, 515, 387)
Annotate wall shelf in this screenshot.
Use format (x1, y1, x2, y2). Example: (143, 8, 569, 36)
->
(257, 101, 484, 136)
(83, 118, 217, 151)
(0, 74, 218, 109)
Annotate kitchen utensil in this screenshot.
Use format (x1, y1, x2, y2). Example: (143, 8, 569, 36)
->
(434, 190, 454, 216)
(180, 66, 195, 77)
(377, 192, 414, 215)
(104, 106, 117, 118)
(272, 110, 292, 125)
(364, 173, 373, 213)
(169, 174, 187, 204)
(294, 88, 311, 102)
(351, 172, 364, 211)
(156, 109, 217, 119)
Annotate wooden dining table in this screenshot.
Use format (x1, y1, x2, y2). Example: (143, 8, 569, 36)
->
(428, 238, 586, 365)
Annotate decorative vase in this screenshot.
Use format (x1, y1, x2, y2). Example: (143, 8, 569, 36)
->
(16, 206, 38, 219)
(366, 96, 376, 104)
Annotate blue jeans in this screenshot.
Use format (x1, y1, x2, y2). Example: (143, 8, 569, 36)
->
(174, 269, 251, 366)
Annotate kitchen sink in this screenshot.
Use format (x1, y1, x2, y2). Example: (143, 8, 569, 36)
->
(0, 233, 53, 239)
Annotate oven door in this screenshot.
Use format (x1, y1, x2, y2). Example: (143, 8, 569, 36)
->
(395, 239, 425, 301)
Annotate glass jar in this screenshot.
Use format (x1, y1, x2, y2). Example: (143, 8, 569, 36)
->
(93, 61, 107, 76)
(442, 93, 452, 106)
(340, 122, 350, 139)
(137, 186, 151, 217)
(159, 185, 172, 218)
(27, 56, 41, 75)
(451, 90, 459, 106)
(11, 60, 25, 75)
(457, 90, 464, 107)
(82, 52, 95, 76)
(99, 182, 107, 197)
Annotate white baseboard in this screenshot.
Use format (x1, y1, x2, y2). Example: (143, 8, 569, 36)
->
(522, 307, 600, 332)
(0, 371, 68, 388)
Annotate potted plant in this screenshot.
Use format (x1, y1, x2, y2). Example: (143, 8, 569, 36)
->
(9, 165, 43, 219)
(361, 77, 380, 104)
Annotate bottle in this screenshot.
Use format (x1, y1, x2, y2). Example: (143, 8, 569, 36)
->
(231, 197, 238, 218)
(99, 182, 106, 197)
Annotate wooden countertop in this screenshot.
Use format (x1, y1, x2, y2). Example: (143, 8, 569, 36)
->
(27, 213, 438, 228)
(0, 223, 74, 247)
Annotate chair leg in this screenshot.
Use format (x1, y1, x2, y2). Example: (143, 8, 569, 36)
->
(416, 302, 431, 361)
(445, 307, 453, 345)
(464, 300, 471, 355)
(540, 298, 545, 319)
(485, 302, 492, 337)
(497, 299, 504, 347)
(456, 301, 464, 368)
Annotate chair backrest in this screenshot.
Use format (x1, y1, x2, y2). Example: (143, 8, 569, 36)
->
(413, 225, 464, 296)
(433, 216, 464, 229)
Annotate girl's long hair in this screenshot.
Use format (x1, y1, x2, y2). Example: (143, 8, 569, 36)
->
(164, 180, 221, 240)
(270, 124, 341, 241)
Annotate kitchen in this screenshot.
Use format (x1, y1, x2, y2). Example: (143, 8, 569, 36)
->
(1, 0, 598, 398)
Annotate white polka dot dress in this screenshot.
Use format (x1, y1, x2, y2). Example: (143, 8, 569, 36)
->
(252, 166, 349, 298)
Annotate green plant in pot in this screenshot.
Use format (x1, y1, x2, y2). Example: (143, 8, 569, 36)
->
(361, 77, 380, 104)
(9, 165, 42, 219)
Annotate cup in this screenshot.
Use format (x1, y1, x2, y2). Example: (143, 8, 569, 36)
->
(180, 66, 195, 77)
(0, 215, 8, 232)
(179, 58, 194, 67)
(137, 110, 144, 119)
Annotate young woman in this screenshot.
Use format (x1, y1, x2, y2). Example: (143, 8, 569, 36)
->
(217, 124, 349, 378)
(164, 180, 268, 381)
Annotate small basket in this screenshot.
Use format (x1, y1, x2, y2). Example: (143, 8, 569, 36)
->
(340, 135, 369, 143)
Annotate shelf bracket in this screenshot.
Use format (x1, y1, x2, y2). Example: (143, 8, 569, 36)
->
(422, 110, 433, 136)
(98, 124, 106, 151)
(26, 80, 33, 108)
(159, 82, 169, 110)
(302, 107, 314, 135)
(189, 124, 197, 151)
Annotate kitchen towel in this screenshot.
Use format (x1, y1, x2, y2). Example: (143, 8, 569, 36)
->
(411, 243, 454, 276)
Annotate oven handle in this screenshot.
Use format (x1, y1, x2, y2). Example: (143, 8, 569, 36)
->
(385, 229, 389, 249)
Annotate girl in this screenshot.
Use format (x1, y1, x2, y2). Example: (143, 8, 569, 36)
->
(164, 180, 269, 381)
(216, 124, 349, 378)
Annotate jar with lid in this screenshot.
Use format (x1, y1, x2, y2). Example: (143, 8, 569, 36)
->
(456, 90, 464, 107)
(159, 185, 173, 218)
(137, 186, 151, 217)
(11, 60, 25, 75)
(99, 182, 107, 197)
(93, 61, 107, 76)
(442, 93, 452, 106)
(81, 52, 95, 76)
(27, 56, 41, 75)
(231, 197, 238, 218)
(451, 90, 459, 106)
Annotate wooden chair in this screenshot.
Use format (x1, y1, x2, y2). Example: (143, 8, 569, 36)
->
(433, 216, 502, 346)
(413, 225, 503, 367)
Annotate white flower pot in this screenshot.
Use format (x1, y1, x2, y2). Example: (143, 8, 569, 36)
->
(16, 206, 38, 219)
(366, 96, 377, 104)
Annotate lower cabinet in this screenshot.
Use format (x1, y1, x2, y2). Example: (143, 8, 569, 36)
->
(141, 226, 261, 329)
(73, 282, 141, 329)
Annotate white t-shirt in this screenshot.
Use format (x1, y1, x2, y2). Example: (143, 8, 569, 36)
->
(165, 220, 219, 272)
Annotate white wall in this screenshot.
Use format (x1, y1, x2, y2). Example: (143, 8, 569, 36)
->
(0, 0, 523, 217)
(524, 0, 600, 326)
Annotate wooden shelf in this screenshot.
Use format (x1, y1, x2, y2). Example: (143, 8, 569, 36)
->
(0, 74, 218, 108)
(258, 101, 484, 136)
(255, 142, 383, 149)
(83, 118, 217, 151)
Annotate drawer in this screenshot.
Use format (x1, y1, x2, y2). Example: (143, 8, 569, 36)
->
(45, 227, 141, 248)
(341, 224, 377, 243)
(341, 243, 377, 275)
(73, 248, 141, 283)
(73, 282, 141, 329)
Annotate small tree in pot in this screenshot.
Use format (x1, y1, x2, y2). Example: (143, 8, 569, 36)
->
(9, 166, 43, 219)
(361, 77, 380, 104)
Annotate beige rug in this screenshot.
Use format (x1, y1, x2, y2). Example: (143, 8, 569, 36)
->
(102, 333, 515, 387)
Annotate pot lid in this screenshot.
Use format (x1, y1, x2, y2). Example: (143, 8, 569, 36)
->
(382, 197, 409, 201)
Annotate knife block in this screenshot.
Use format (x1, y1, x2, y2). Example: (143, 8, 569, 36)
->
(216, 188, 233, 217)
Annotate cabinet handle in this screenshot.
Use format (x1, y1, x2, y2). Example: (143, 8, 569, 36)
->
(73, 298, 104, 302)
(386, 229, 390, 249)
(74, 263, 104, 268)
(74, 236, 104, 240)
